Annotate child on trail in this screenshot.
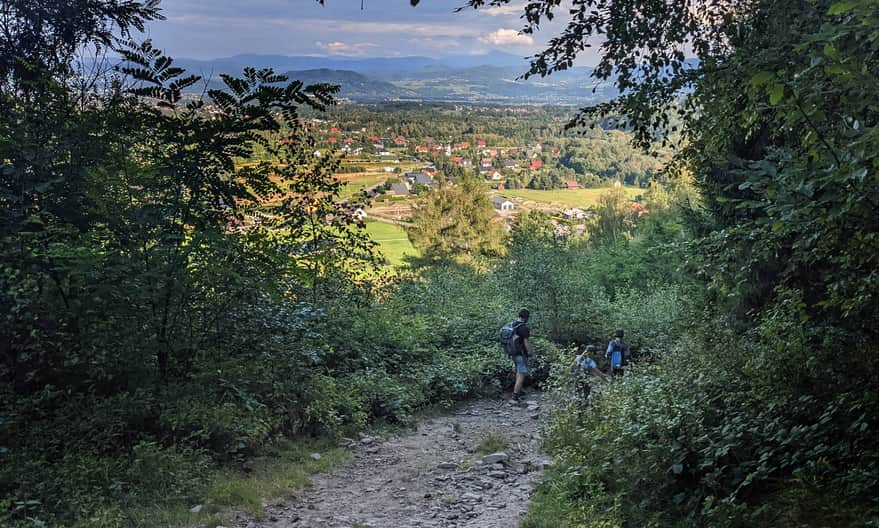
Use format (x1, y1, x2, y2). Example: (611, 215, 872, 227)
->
(571, 344, 610, 398)
(605, 329, 629, 377)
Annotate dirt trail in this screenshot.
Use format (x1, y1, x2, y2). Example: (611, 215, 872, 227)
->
(240, 394, 548, 528)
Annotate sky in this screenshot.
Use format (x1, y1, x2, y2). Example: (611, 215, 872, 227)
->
(142, 0, 603, 63)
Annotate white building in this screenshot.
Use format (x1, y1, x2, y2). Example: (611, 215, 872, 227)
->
(491, 196, 514, 212)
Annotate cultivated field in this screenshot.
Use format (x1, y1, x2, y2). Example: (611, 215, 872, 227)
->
(500, 186, 642, 208)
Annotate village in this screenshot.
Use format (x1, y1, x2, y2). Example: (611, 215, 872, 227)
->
(305, 118, 646, 229)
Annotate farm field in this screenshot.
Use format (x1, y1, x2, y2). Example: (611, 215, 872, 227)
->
(337, 162, 424, 198)
(500, 186, 641, 208)
(365, 220, 417, 266)
(339, 173, 387, 198)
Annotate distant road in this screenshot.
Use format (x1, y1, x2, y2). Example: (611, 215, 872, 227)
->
(367, 212, 411, 228)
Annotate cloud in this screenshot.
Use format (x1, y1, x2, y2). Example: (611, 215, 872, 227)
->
(480, 3, 526, 16)
(314, 40, 379, 56)
(479, 28, 533, 47)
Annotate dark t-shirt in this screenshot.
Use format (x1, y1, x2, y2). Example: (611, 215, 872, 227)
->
(514, 322, 530, 355)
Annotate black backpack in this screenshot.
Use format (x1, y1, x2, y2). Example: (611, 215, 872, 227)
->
(499, 321, 524, 356)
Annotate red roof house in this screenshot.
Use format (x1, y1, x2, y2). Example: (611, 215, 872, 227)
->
(564, 179, 581, 189)
(530, 159, 544, 170)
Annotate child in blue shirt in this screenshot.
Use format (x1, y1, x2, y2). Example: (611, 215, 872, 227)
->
(571, 345, 610, 397)
(606, 330, 629, 376)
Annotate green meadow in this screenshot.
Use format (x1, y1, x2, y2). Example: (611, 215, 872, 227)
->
(365, 220, 418, 266)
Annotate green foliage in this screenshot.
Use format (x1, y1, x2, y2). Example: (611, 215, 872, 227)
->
(456, 1, 879, 525)
(408, 176, 506, 261)
(0, 4, 525, 526)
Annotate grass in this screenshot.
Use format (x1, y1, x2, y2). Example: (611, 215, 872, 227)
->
(339, 173, 387, 198)
(501, 186, 642, 208)
(69, 439, 349, 528)
(476, 431, 510, 454)
(365, 220, 418, 267)
(522, 468, 623, 528)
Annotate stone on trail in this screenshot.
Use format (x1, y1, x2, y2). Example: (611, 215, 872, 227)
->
(189, 504, 203, 513)
(530, 412, 540, 420)
(437, 461, 458, 469)
(488, 470, 507, 478)
(309, 452, 321, 460)
(461, 492, 483, 502)
(481, 452, 509, 465)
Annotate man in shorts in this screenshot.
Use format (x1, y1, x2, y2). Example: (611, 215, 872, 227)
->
(509, 308, 532, 402)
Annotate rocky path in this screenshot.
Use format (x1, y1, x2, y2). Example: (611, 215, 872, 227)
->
(241, 394, 547, 528)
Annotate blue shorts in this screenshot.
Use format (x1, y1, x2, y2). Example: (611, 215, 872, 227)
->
(512, 354, 529, 374)
(611, 351, 623, 368)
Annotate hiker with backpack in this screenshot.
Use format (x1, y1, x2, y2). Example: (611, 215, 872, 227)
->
(499, 308, 532, 403)
(605, 329, 629, 376)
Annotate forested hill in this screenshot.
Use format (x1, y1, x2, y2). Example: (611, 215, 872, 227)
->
(181, 53, 614, 103)
(280, 69, 417, 100)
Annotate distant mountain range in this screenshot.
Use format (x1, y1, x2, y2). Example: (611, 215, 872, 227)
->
(177, 52, 618, 104)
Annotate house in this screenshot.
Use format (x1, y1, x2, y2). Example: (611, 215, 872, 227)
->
(383, 167, 395, 173)
(504, 159, 519, 169)
(491, 196, 514, 212)
(461, 159, 472, 168)
(415, 145, 429, 153)
(422, 166, 437, 175)
(343, 138, 354, 144)
(404, 172, 423, 182)
(368, 135, 379, 142)
(389, 182, 411, 196)
(487, 169, 503, 181)
(562, 207, 587, 220)
(530, 159, 544, 170)
(564, 179, 581, 189)
(480, 158, 493, 169)
(476, 139, 487, 148)
(451, 156, 463, 164)
(454, 141, 471, 150)
(394, 136, 407, 146)
(330, 127, 341, 133)
(630, 202, 649, 217)
(415, 173, 433, 186)
(327, 137, 337, 144)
